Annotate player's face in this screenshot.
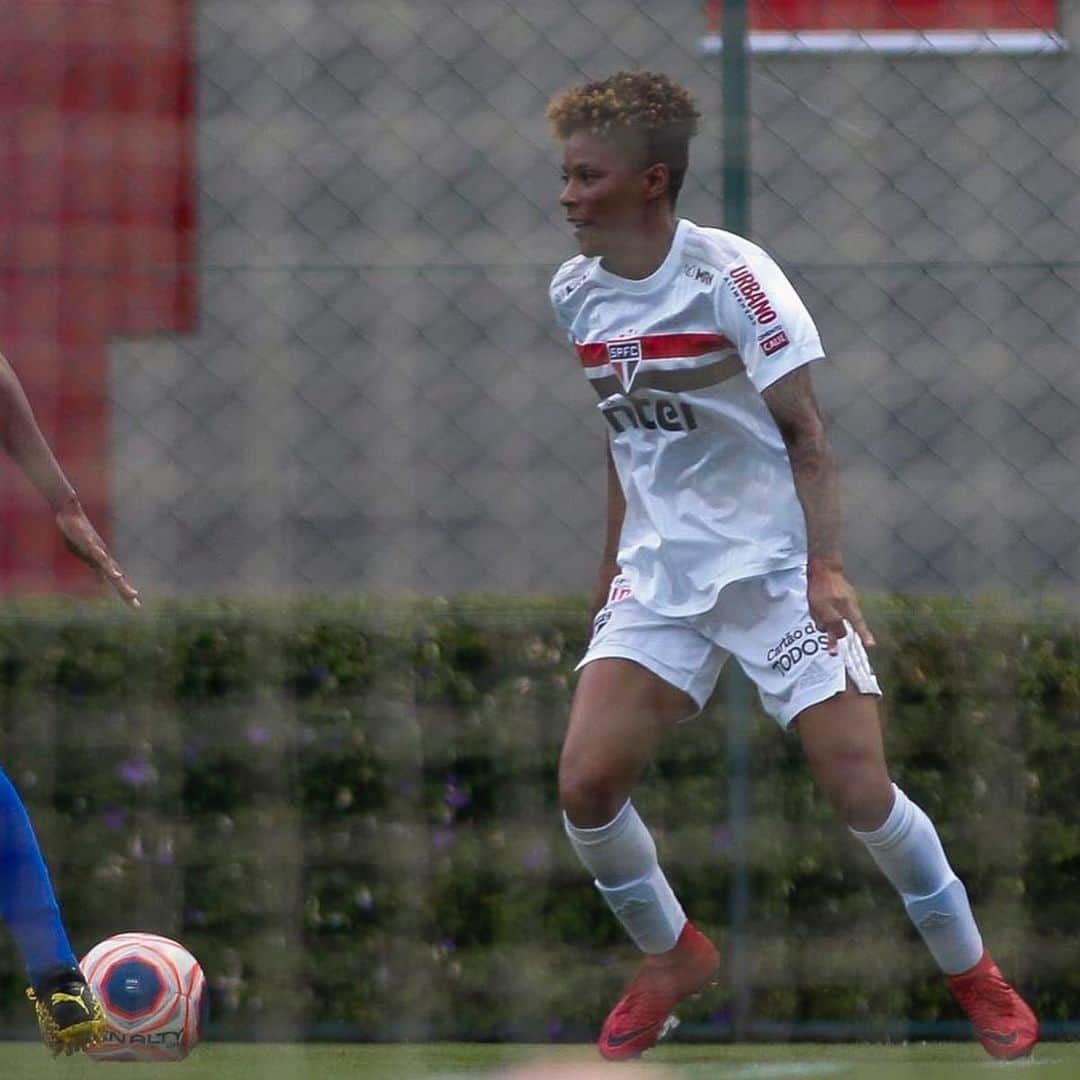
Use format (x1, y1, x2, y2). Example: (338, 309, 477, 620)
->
(559, 130, 648, 257)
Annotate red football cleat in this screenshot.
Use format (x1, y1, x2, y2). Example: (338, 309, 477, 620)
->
(947, 950, 1039, 1060)
(597, 922, 719, 1062)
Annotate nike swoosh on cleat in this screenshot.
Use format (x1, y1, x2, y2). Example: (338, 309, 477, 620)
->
(974, 1028, 1019, 1046)
(604, 1023, 662, 1049)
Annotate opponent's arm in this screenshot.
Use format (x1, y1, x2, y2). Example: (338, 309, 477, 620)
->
(762, 364, 872, 652)
(0, 353, 140, 608)
(591, 442, 625, 621)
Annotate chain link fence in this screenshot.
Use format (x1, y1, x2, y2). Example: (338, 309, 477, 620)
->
(3, 1, 1080, 1057)
(106, 0, 1080, 599)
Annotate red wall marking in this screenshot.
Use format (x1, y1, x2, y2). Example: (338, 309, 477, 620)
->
(0, 0, 194, 592)
(707, 0, 1057, 32)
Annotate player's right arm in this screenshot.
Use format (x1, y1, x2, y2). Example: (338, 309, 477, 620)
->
(590, 442, 625, 622)
(0, 352, 140, 608)
(550, 257, 619, 621)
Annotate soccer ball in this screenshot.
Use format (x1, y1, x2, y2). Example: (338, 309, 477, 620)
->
(80, 931, 207, 1062)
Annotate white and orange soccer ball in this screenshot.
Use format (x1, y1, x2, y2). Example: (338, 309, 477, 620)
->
(80, 932, 207, 1062)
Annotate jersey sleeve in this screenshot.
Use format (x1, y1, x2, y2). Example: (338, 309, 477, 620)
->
(713, 249, 824, 393)
(548, 284, 572, 339)
(549, 257, 587, 341)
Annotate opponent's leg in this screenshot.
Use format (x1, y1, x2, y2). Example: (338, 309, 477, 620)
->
(0, 766, 104, 1054)
(0, 766, 77, 980)
(26, 971, 106, 1057)
(561, 658, 718, 1060)
(796, 688, 1037, 1060)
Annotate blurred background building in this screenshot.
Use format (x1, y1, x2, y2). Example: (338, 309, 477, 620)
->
(6, 0, 1078, 600)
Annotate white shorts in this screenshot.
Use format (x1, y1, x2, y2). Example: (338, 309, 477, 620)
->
(578, 566, 881, 728)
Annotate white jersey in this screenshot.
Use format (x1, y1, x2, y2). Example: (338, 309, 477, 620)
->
(550, 218, 825, 617)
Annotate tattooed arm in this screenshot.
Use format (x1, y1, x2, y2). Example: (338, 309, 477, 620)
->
(762, 364, 872, 652)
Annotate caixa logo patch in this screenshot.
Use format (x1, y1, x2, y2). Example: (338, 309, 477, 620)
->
(766, 621, 829, 674)
(759, 328, 790, 356)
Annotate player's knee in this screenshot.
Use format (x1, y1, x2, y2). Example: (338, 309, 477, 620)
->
(816, 755, 892, 830)
(558, 760, 627, 829)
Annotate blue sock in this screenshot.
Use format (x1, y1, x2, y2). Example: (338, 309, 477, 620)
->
(0, 767, 77, 985)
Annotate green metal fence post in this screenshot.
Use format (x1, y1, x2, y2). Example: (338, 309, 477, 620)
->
(721, 0, 753, 1042)
(722, 0, 751, 237)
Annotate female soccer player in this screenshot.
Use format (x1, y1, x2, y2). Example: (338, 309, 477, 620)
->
(547, 71, 1037, 1063)
(0, 351, 139, 1054)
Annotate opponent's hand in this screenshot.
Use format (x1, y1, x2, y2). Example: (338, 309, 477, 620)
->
(807, 557, 873, 655)
(55, 504, 141, 609)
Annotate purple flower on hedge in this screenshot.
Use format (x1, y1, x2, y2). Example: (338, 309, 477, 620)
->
(522, 842, 548, 871)
(444, 773, 471, 811)
(431, 826, 455, 853)
(118, 757, 156, 788)
(183, 734, 208, 765)
(548, 1018, 564, 1041)
(712, 825, 733, 852)
(103, 807, 125, 831)
(246, 723, 270, 746)
(710, 1005, 734, 1028)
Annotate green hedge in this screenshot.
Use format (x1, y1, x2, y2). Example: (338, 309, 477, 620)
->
(0, 596, 1076, 1040)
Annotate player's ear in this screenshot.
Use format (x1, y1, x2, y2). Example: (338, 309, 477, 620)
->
(641, 162, 670, 204)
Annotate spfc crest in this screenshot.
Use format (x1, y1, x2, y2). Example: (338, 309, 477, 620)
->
(607, 339, 643, 391)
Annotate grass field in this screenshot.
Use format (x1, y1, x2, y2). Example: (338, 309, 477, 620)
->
(4, 1042, 1078, 1079)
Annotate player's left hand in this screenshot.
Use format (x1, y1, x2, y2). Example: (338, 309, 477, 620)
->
(55, 504, 141, 609)
(807, 557, 873, 655)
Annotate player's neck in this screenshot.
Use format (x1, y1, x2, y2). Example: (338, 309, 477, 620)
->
(599, 214, 678, 281)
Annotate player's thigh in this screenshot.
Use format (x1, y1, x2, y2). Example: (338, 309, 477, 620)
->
(710, 567, 889, 826)
(564, 655, 698, 771)
(560, 579, 726, 823)
(795, 685, 892, 830)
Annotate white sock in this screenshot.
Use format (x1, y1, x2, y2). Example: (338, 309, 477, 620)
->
(852, 784, 983, 975)
(564, 800, 687, 953)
